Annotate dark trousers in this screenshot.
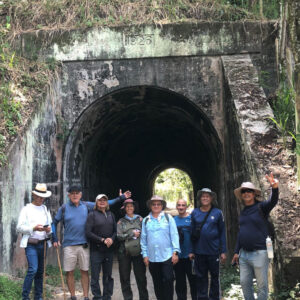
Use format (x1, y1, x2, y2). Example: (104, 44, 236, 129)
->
(22, 243, 45, 300)
(90, 250, 114, 300)
(195, 254, 220, 300)
(174, 258, 197, 300)
(118, 253, 148, 300)
(149, 258, 174, 300)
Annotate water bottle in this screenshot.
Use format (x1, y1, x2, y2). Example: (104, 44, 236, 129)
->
(266, 236, 274, 259)
(191, 259, 196, 275)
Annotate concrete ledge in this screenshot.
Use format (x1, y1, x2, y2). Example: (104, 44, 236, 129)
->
(17, 22, 277, 61)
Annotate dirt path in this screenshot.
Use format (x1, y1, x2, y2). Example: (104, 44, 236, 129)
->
(51, 258, 191, 300)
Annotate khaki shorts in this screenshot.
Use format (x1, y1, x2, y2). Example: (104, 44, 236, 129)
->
(63, 245, 90, 272)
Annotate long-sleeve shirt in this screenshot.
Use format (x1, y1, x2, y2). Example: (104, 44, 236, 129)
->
(17, 203, 53, 248)
(85, 209, 116, 252)
(174, 214, 192, 259)
(140, 211, 180, 262)
(234, 188, 279, 253)
(52, 195, 124, 247)
(190, 207, 227, 255)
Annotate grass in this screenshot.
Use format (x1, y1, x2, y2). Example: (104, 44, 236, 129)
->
(45, 265, 81, 286)
(1, 0, 274, 36)
(0, 275, 22, 300)
(0, 23, 57, 166)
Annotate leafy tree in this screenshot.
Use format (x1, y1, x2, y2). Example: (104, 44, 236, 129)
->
(154, 168, 193, 206)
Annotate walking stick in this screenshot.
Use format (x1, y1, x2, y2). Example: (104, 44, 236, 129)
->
(56, 247, 67, 300)
(43, 240, 47, 300)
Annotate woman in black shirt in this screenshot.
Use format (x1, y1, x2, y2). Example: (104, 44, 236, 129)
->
(86, 194, 117, 300)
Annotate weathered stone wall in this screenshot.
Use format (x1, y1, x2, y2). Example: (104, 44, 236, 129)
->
(0, 22, 281, 275)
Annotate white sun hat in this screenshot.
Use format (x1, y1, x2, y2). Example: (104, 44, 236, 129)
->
(32, 183, 52, 198)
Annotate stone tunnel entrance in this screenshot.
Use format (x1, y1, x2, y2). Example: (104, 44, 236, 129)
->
(63, 86, 223, 216)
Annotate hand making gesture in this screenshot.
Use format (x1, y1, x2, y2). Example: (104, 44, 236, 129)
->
(265, 172, 279, 189)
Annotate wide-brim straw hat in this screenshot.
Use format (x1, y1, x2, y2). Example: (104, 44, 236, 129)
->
(234, 182, 262, 202)
(197, 188, 217, 206)
(121, 198, 136, 210)
(147, 195, 167, 210)
(32, 183, 52, 198)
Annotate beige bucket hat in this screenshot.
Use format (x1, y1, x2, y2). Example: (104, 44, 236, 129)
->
(147, 195, 167, 210)
(32, 183, 52, 198)
(234, 182, 262, 202)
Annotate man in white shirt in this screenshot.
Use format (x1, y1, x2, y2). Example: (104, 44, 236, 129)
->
(17, 183, 52, 300)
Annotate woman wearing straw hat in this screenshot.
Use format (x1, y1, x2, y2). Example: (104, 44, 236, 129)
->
(85, 194, 117, 300)
(189, 188, 227, 300)
(17, 183, 53, 300)
(140, 195, 180, 300)
(117, 199, 148, 300)
(231, 173, 279, 300)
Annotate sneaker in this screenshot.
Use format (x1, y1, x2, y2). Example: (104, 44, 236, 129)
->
(83, 298, 90, 300)
(69, 297, 77, 300)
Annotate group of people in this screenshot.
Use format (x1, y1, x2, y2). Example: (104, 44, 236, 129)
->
(17, 173, 279, 300)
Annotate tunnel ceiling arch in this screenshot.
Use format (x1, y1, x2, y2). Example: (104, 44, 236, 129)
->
(63, 86, 223, 214)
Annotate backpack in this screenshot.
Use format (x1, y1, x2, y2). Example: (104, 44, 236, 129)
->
(124, 230, 141, 257)
(121, 217, 143, 256)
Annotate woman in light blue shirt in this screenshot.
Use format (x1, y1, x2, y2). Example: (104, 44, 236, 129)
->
(140, 195, 180, 300)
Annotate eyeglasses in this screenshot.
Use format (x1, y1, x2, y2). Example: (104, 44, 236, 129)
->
(151, 203, 162, 206)
(241, 189, 254, 194)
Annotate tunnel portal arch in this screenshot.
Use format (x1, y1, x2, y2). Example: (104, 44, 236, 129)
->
(63, 85, 224, 216)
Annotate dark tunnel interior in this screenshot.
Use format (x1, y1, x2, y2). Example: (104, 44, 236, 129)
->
(65, 86, 223, 217)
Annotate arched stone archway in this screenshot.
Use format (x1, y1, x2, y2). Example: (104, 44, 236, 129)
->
(63, 85, 224, 216)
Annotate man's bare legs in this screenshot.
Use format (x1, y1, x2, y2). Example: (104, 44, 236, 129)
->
(81, 270, 89, 298)
(66, 270, 89, 298)
(66, 271, 76, 297)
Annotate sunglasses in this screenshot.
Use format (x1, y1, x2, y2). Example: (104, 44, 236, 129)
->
(241, 189, 254, 194)
(152, 203, 162, 206)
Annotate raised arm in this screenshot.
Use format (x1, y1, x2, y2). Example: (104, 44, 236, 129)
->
(261, 173, 279, 215)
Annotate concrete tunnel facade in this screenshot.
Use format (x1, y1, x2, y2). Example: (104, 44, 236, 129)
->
(0, 22, 282, 275)
(63, 86, 223, 215)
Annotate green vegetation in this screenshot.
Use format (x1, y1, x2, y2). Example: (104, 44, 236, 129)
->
(220, 265, 242, 299)
(0, 10, 56, 166)
(45, 265, 81, 286)
(268, 76, 296, 148)
(0, 275, 22, 300)
(154, 168, 193, 205)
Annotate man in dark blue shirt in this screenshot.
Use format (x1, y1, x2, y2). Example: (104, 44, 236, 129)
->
(232, 173, 279, 300)
(174, 199, 197, 300)
(190, 188, 227, 300)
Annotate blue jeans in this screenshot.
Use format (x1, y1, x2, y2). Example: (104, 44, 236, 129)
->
(239, 249, 269, 300)
(22, 242, 46, 300)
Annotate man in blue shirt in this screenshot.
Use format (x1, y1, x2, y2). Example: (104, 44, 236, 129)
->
(140, 195, 180, 300)
(174, 199, 197, 300)
(232, 173, 279, 300)
(52, 186, 131, 300)
(190, 188, 227, 300)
